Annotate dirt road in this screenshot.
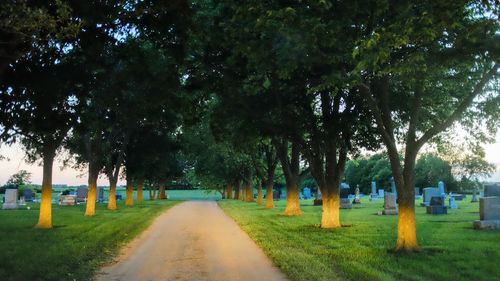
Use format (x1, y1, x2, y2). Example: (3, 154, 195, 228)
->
(96, 201, 289, 281)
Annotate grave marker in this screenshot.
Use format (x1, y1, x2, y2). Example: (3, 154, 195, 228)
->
(2, 189, 18, 209)
(382, 193, 398, 215)
(473, 196, 500, 229)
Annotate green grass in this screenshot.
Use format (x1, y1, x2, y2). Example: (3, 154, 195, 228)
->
(0, 200, 180, 281)
(1, 188, 221, 201)
(219, 198, 500, 281)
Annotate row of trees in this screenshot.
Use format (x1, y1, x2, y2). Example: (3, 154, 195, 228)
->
(186, 0, 499, 252)
(344, 151, 494, 194)
(0, 1, 193, 227)
(0, 1, 498, 252)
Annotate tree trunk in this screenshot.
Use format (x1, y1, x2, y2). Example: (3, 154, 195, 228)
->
(320, 182, 341, 228)
(125, 178, 133, 206)
(396, 184, 418, 251)
(137, 179, 143, 203)
(395, 149, 419, 251)
(245, 178, 254, 202)
(149, 185, 154, 200)
(107, 180, 118, 210)
(265, 178, 274, 209)
(222, 186, 226, 199)
(234, 181, 240, 200)
(158, 182, 167, 199)
(257, 181, 263, 206)
(35, 151, 55, 229)
(226, 183, 233, 200)
(85, 164, 99, 217)
(284, 182, 302, 216)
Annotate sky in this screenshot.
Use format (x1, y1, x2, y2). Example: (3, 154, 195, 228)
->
(0, 134, 499, 186)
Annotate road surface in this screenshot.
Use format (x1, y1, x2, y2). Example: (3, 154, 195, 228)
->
(96, 201, 289, 281)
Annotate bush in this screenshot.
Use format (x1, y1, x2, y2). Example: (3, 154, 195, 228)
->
(0, 184, 17, 194)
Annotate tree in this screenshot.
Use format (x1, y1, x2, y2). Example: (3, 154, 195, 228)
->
(0, 42, 83, 228)
(6, 170, 32, 187)
(355, 1, 498, 250)
(216, 1, 378, 225)
(415, 154, 456, 191)
(0, 0, 78, 80)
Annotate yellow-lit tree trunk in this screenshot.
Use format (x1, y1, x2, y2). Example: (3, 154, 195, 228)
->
(241, 187, 245, 201)
(390, 148, 419, 251)
(137, 179, 143, 203)
(125, 178, 133, 206)
(36, 151, 55, 229)
(226, 183, 233, 200)
(158, 181, 167, 199)
(265, 179, 274, 209)
(257, 181, 263, 206)
(284, 183, 302, 216)
(395, 179, 419, 251)
(107, 180, 118, 210)
(85, 164, 99, 217)
(234, 181, 240, 200)
(320, 188, 341, 228)
(245, 179, 254, 202)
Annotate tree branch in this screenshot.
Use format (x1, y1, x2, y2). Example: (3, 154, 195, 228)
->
(416, 63, 498, 149)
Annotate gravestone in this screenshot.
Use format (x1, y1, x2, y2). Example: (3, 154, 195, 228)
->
(369, 182, 380, 201)
(59, 195, 76, 206)
(421, 187, 440, 206)
(473, 196, 500, 229)
(314, 188, 322, 205)
(23, 189, 34, 202)
(352, 187, 361, 204)
(426, 196, 447, 214)
(471, 188, 479, 202)
(450, 193, 466, 201)
(449, 197, 457, 209)
(2, 189, 18, 209)
(97, 186, 104, 202)
(415, 187, 422, 200)
(76, 187, 88, 203)
(484, 184, 500, 197)
(390, 177, 397, 196)
(303, 187, 312, 199)
(438, 181, 445, 195)
(378, 189, 384, 198)
(382, 193, 398, 215)
(340, 187, 352, 209)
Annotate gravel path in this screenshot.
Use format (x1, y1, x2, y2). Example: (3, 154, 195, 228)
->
(96, 201, 289, 281)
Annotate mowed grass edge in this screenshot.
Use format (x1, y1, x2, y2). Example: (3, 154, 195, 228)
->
(0, 199, 180, 281)
(219, 198, 500, 281)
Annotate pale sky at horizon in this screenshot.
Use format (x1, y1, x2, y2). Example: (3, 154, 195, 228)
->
(0, 134, 499, 186)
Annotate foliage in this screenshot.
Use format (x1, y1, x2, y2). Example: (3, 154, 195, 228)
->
(415, 154, 456, 191)
(6, 170, 32, 187)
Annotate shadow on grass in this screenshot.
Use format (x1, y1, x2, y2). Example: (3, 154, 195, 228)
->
(387, 246, 444, 256)
(428, 220, 472, 223)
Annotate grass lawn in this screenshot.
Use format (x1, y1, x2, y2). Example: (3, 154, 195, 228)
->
(219, 197, 500, 281)
(0, 199, 180, 281)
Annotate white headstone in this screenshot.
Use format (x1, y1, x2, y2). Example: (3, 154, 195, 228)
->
(2, 189, 18, 209)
